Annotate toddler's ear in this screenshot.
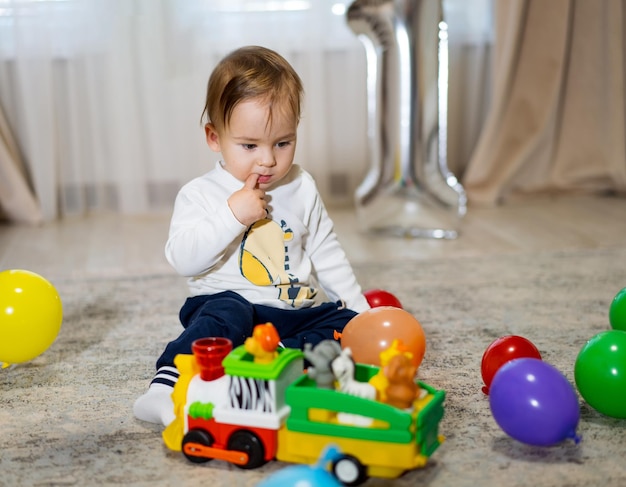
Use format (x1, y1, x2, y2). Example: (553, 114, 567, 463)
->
(205, 123, 221, 152)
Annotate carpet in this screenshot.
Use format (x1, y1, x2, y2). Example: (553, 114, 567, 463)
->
(1, 247, 626, 486)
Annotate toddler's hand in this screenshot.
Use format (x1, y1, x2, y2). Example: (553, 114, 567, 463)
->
(228, 173, 268, 226)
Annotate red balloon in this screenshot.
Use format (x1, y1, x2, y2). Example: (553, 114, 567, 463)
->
(481, 335, 541, 394)
(341, 307, 425, 367)
(363, 289, 403, 308)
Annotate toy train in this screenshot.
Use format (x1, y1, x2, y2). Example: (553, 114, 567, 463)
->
(162, 325, 445, 486)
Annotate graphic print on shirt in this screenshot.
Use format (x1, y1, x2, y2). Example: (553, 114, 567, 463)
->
(239, 218, 316, 307)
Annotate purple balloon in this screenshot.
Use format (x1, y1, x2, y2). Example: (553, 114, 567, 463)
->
(489, 358, 581, 446)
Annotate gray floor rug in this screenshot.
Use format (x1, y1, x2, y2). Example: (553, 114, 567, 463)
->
(2, 247, 626, 486)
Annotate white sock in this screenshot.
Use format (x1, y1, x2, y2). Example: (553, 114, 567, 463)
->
(133, 366, 179, 426)
(133, 383, 175, 426)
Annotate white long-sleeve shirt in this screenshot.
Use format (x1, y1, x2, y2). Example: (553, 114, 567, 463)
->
(165, 162, 370, 312)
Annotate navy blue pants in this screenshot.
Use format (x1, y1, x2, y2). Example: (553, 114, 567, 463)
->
(156, 290, 357, 369)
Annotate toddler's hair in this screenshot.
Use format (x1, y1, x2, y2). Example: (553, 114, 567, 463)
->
(202, 45, 303, 131)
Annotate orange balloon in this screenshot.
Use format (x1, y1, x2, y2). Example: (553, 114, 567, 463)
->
(341, 307, 426, 367)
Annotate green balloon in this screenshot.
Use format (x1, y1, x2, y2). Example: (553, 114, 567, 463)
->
(609, 287, 626, 331)
(575, 330, 626, 418)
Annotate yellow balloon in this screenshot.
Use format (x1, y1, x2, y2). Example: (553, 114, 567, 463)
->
(0, 269, 63, 364)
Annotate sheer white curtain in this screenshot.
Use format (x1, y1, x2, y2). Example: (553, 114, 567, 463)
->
(0, 0, 493, 221)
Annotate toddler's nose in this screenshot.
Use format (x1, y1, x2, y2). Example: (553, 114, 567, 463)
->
(257, 153, 276, 167)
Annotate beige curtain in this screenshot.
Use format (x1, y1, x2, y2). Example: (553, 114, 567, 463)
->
(0, 105, 43, 224)
(463, 0, 626, 205)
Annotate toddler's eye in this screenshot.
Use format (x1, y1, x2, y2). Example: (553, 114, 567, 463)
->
(242, 144, 257, 150)
(276, 141, 291, 148)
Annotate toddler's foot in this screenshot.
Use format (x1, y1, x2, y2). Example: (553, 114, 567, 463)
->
(133, 383, 175, 426)
(133, 366, 179, 426)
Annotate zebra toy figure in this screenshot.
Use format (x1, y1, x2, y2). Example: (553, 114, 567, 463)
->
(331, 347, 377, 426)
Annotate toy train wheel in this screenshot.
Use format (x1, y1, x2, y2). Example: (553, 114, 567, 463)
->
(226, 430, 266, 469)
(182, 429, 214, 464)
(332, 454, 367, 486)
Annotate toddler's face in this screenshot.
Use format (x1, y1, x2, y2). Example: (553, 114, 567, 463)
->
(206, 98, 298, 189)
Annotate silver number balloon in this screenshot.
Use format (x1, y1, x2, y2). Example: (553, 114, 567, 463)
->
(347, 0, 466, 238)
